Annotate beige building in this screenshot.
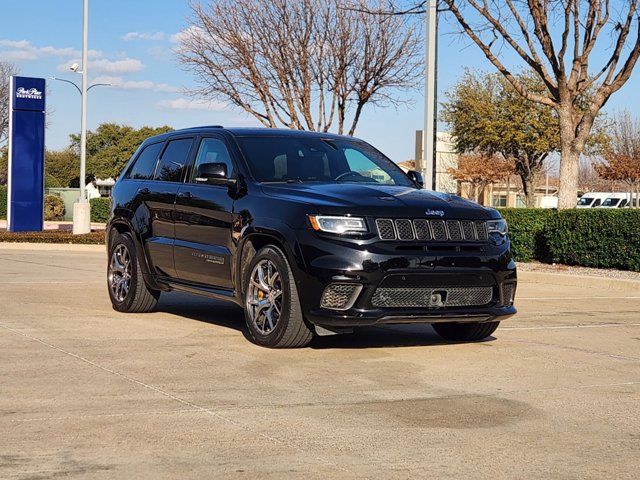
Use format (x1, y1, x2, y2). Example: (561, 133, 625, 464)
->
(408, 131, 558, 208)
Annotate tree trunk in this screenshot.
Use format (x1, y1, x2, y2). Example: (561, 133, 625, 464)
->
(557, 105, 581, 209)
(520, 174, 536, 208)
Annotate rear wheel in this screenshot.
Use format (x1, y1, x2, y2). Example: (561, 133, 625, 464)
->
(432, 321, 500, 342)
(108, 232, 160, 313)
(244, 246, 313, 348)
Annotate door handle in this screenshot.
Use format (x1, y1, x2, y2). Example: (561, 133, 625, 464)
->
(139, 187, 150, 195)
(178, 191, 193, 199)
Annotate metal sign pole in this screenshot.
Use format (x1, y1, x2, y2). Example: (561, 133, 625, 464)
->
(423, 0, 437, 190)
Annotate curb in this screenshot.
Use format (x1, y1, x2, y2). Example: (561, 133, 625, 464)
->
(518, 270, 640, 293)
(0, 243, 104, 252)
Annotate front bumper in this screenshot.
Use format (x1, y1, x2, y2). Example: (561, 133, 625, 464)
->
(292, 229, 517, 327)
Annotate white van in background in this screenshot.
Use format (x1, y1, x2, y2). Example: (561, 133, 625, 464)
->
(576, 192, 609, 208)
(600, 193, 637, 208)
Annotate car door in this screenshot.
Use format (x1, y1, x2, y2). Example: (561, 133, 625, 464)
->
(143, 136, 195, 279)
(173, 135, 236, 288)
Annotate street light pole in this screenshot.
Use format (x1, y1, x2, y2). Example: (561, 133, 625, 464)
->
(73, 0, 91, 234)
(422, 0, 438, 190)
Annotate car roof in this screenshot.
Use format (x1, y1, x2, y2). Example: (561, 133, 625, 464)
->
(141, 126, 355, 145)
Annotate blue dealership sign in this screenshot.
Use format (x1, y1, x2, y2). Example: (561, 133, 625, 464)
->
(7, 76, 46, 232)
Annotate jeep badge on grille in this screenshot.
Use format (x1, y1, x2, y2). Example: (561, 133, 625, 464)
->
(425, 209, 445, 217)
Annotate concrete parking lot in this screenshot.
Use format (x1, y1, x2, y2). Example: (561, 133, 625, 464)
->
(1, 245, 639, 479)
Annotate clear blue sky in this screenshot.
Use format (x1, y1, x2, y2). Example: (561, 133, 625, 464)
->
(1, 0, 638, 162)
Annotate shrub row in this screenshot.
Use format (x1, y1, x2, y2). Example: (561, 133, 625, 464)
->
(0, 230, 105, 244)
(500, 208, 640, 271)
(90, 197, 111, 223)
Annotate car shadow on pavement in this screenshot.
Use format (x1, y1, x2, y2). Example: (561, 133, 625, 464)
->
(156, 292, 497, 349)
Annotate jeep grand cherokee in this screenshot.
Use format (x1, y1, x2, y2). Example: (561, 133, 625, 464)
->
(106, 127, 516, 348)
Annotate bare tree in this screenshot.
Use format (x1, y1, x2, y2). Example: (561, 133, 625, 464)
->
(176, 0, 422, 135)
(1, 62, 19, 145)
(595, 110, 640, 207)
(357, 1, 640, 208)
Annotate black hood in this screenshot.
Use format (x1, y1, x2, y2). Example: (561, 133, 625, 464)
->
(261, 183, 498, 220)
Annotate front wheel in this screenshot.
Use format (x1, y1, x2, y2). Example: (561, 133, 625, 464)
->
(244, 246, 313, 348)
(107, 231, 160, 313)
(432, 321, 500, 342)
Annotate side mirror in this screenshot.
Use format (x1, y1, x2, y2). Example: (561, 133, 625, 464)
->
(195, 162, 235, 186)
(407, 170, 424, 188)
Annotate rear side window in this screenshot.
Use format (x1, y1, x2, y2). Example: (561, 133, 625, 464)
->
(154, 138, 194, 182)
(128, 142, 163, 180)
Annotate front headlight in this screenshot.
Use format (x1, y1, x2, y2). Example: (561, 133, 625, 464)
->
(487, 219, 508, 236)
(308, 215, 368, 234)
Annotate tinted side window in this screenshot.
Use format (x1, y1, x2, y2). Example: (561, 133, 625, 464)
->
(190, 138, 234, 182)
(127, 142, 163, 180)
(154, 138, 194, 182)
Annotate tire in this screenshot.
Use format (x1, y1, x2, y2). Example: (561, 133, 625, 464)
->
(432, 321, 500, 342)
(243, 246, 313, 348)
(107, 231, 160, 313)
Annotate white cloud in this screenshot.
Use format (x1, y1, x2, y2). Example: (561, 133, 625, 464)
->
(58, 58, 144, 74)
(158, 97, 227, 111)
(92, 75, 180, 93)
(123, 31, 165, 41)
(0, 39, 102, 61)
(170, 26, 205, 44)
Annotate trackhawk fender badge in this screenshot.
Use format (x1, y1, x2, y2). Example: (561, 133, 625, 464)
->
(191, 252, 225, 265)
(425, 209, 445, 217)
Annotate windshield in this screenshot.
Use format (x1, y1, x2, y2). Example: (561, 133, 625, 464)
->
(236, 136, 414, 187)
(602, 198, 620, 207)
(577, 197, 594, 206)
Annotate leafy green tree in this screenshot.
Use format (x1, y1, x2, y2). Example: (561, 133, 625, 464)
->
(443, 70, 559, 207)
(70, 123, 173, 179)
(45, 148, 79, 187)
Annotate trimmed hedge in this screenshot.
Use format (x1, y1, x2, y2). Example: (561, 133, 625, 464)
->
(500, 208, 554, 262)
(501, 208, 640, 271)
(90, 197, 111, 223)
(0, 185, 6, 220)
(0, 230, 105, 244)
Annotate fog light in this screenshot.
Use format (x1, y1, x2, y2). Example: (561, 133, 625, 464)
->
(320, 284, 362, 310)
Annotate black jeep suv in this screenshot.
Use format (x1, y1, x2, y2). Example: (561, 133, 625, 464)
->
(106, 126, 516, 348)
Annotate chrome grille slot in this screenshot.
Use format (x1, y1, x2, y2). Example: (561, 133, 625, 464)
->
(446, 220, 463, 241)
(372, 286, 494, 308)
(413, 219, 431, 240)
(376, 219, 396, 240)
(430, 220, 447, 241)
(461, 220, 476, 240)
(395, 219, 415, 240)
(475, 221, 488, 241)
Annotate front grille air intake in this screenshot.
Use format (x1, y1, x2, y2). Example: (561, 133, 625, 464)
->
(372, 286, 493, 308)
(375, 219, 489, 242)
(320, 284, 362, 310)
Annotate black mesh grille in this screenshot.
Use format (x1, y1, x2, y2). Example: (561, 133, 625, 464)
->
(461, 220, 476, 240)
(431, 220, 447, 240)
(321, 284, 361, 310)
(375, 219, 490, 242)
(395, 219, 415, 240)
(501, 283, 516, 306)
(372, 286, 493, 308)
(446, 221, 463, 241)
(413, 219, 431, 240)
(376, 219, 396, 240)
